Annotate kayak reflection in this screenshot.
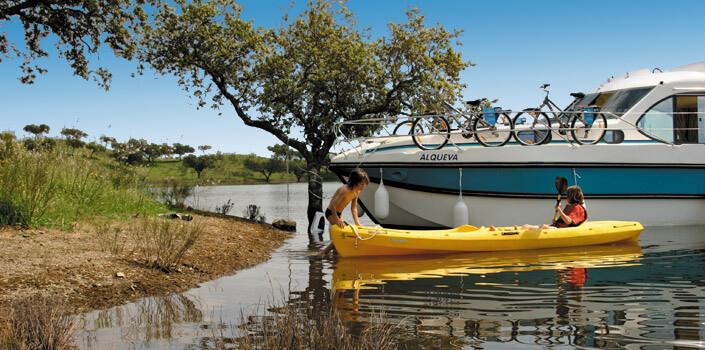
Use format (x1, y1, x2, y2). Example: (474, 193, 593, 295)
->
(332, 242, 642, 292)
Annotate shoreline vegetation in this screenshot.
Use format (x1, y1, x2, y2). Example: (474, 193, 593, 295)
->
(0, 134, 292, 349)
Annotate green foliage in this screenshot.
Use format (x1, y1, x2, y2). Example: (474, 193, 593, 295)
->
(60, 128, 88, 149)
(23, 123, 50, 137)
(0, 143, 164, 228)
(182, 154, 217, 178)
(197, 145, 212, 153)
(243, 155, 285, 183)
(0, 0, 155, 88)
(172, 143, 195, 158)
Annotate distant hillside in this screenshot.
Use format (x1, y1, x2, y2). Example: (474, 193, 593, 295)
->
(143, 153, 338, 186)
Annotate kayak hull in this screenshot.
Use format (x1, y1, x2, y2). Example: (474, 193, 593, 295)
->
(330, 221, 643, 257)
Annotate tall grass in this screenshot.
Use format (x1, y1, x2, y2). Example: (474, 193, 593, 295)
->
(0, 140, 164, 228)
(128, 217, 203, 272)
(0, 295, 77, 350)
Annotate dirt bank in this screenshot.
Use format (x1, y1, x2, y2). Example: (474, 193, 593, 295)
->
(0, 214, 291, 318)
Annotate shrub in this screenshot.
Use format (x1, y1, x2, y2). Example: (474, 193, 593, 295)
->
(0, 295, 77, 350)
(128, 217, 203, 272)
(159, 181, 194, 208)
(243, 204, 265, 223)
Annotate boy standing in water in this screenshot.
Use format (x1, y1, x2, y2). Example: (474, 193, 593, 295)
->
(321, 168, 369, 256)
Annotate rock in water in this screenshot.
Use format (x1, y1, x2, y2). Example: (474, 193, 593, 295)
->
(272, 219, 296, 232)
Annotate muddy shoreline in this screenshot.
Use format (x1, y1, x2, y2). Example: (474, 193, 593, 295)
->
(0, 213, 291, 321)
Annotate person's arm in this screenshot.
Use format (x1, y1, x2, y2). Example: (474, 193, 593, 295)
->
(556, 205, 573, 225)
(351, 195, 361, 226)
(328, 188, 346, 228)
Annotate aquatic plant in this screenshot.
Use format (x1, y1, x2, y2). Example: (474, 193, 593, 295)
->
(243, 204, 266, 223)
(215, 199, 235, 215)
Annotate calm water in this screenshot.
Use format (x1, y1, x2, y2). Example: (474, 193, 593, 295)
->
(75, 183, 705, 349)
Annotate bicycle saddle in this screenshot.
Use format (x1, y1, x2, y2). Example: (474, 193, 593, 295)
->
(466, 99, 483, 106)
(540, 83, 550, 89)
(523, 107, 541, 112)
(570, 92, 585, 99)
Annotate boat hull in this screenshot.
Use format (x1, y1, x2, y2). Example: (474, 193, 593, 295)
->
(330, 221, 643, 257)
(355, 182, 705, 228)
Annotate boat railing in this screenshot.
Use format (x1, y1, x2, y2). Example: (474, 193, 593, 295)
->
(334, 109, 705, 152)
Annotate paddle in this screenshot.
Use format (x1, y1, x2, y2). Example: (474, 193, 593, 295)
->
(552, 176, 568, 225)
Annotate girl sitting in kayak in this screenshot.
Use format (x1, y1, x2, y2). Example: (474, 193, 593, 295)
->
(491, 185, 587, 230)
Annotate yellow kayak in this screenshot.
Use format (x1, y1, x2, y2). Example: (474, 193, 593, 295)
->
(330, 221, 643, 257)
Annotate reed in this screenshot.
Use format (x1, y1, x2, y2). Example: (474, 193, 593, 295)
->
(0, 295, 77, 350)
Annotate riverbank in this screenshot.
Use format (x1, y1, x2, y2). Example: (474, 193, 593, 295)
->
(0, 214, 291, 321)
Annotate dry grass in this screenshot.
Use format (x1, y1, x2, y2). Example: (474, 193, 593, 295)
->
(128, 217, 203, 272)
(0, 295, 77, 350)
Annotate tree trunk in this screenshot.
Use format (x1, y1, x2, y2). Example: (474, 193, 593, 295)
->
(306, 160, 323, 241)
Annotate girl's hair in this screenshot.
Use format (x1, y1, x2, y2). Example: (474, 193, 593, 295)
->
(566, 185, 584, 204)
(347, 168, 369, 188)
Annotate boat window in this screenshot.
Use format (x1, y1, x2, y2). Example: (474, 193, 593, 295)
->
(638, 97, 674, 143)
(674, 96, 699, 144)
(600, 87, 654, 116)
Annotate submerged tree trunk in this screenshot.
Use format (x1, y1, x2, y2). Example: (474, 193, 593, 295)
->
(306, 161, 323, 241)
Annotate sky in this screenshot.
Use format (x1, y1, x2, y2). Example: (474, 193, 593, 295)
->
(2, 0, 705, 155)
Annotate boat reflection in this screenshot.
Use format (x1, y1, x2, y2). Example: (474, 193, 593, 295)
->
(333, 243, 643, 292)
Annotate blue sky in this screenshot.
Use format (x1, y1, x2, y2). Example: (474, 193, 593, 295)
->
(2, 0, 704, 155)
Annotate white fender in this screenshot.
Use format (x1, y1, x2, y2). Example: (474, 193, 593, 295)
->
(374, 177, 390, 219)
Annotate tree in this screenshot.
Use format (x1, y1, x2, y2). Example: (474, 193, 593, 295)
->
(243, 155, 285, 183)
(182, 154, 215, 179)
(198, 145, 212, 154)
(144, 143, 164, 164)
(23, 124, 50, 138)
(86, 141, 106, 155)
(111, 138, 147, 165)
(268, 143, 306, 182)
(172, 143, 195, 159)
(139, 0, 468, 231)
(60, 127, 88, 148)
(0, 0, 155, 88)
(99, 135, 117, 148)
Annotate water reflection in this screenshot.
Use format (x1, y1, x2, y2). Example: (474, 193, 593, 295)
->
(329, 242, 705, 348)
(78, 294, 203, 349)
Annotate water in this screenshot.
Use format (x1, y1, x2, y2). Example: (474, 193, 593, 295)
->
(75, 183, 705, 349)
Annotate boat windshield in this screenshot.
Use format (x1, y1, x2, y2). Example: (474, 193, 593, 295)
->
(566, 87, 653, 118)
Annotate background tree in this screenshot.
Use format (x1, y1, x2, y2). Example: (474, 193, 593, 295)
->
(144, 143, 164, 164)
(86, 141, 106, 155)
(182, 154, 215, 179)
(243, 155, 285, 183)
(111, 138, 147, 165)
(139, 0, 468, 231)
(172, 143, 195, 159)
(0, 0, 155, 87)
(197, 145, 212, 154)
(99, 135, 117, 148)
(23, 124, 50, 138)
(60, 128, 88, 148)
(268, 143, 306, 182)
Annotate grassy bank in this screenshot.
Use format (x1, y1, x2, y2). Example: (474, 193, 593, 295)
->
(142, 154, 338, 186)
(0, 140, 164, 228)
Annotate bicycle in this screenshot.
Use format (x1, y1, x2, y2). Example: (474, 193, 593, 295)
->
(512, 84, 608, 145)
(406, 99, 513, 150)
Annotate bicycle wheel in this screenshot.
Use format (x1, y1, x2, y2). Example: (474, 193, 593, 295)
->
(571, 113, 607, 145)
(392, 120, 414, 135)
(411, 116, 450, 150)
(472, 112, 513, 147)
(512, 111, 551, 145)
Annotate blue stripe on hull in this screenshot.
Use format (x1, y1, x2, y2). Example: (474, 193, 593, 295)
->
(354, 167, 705, 196)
